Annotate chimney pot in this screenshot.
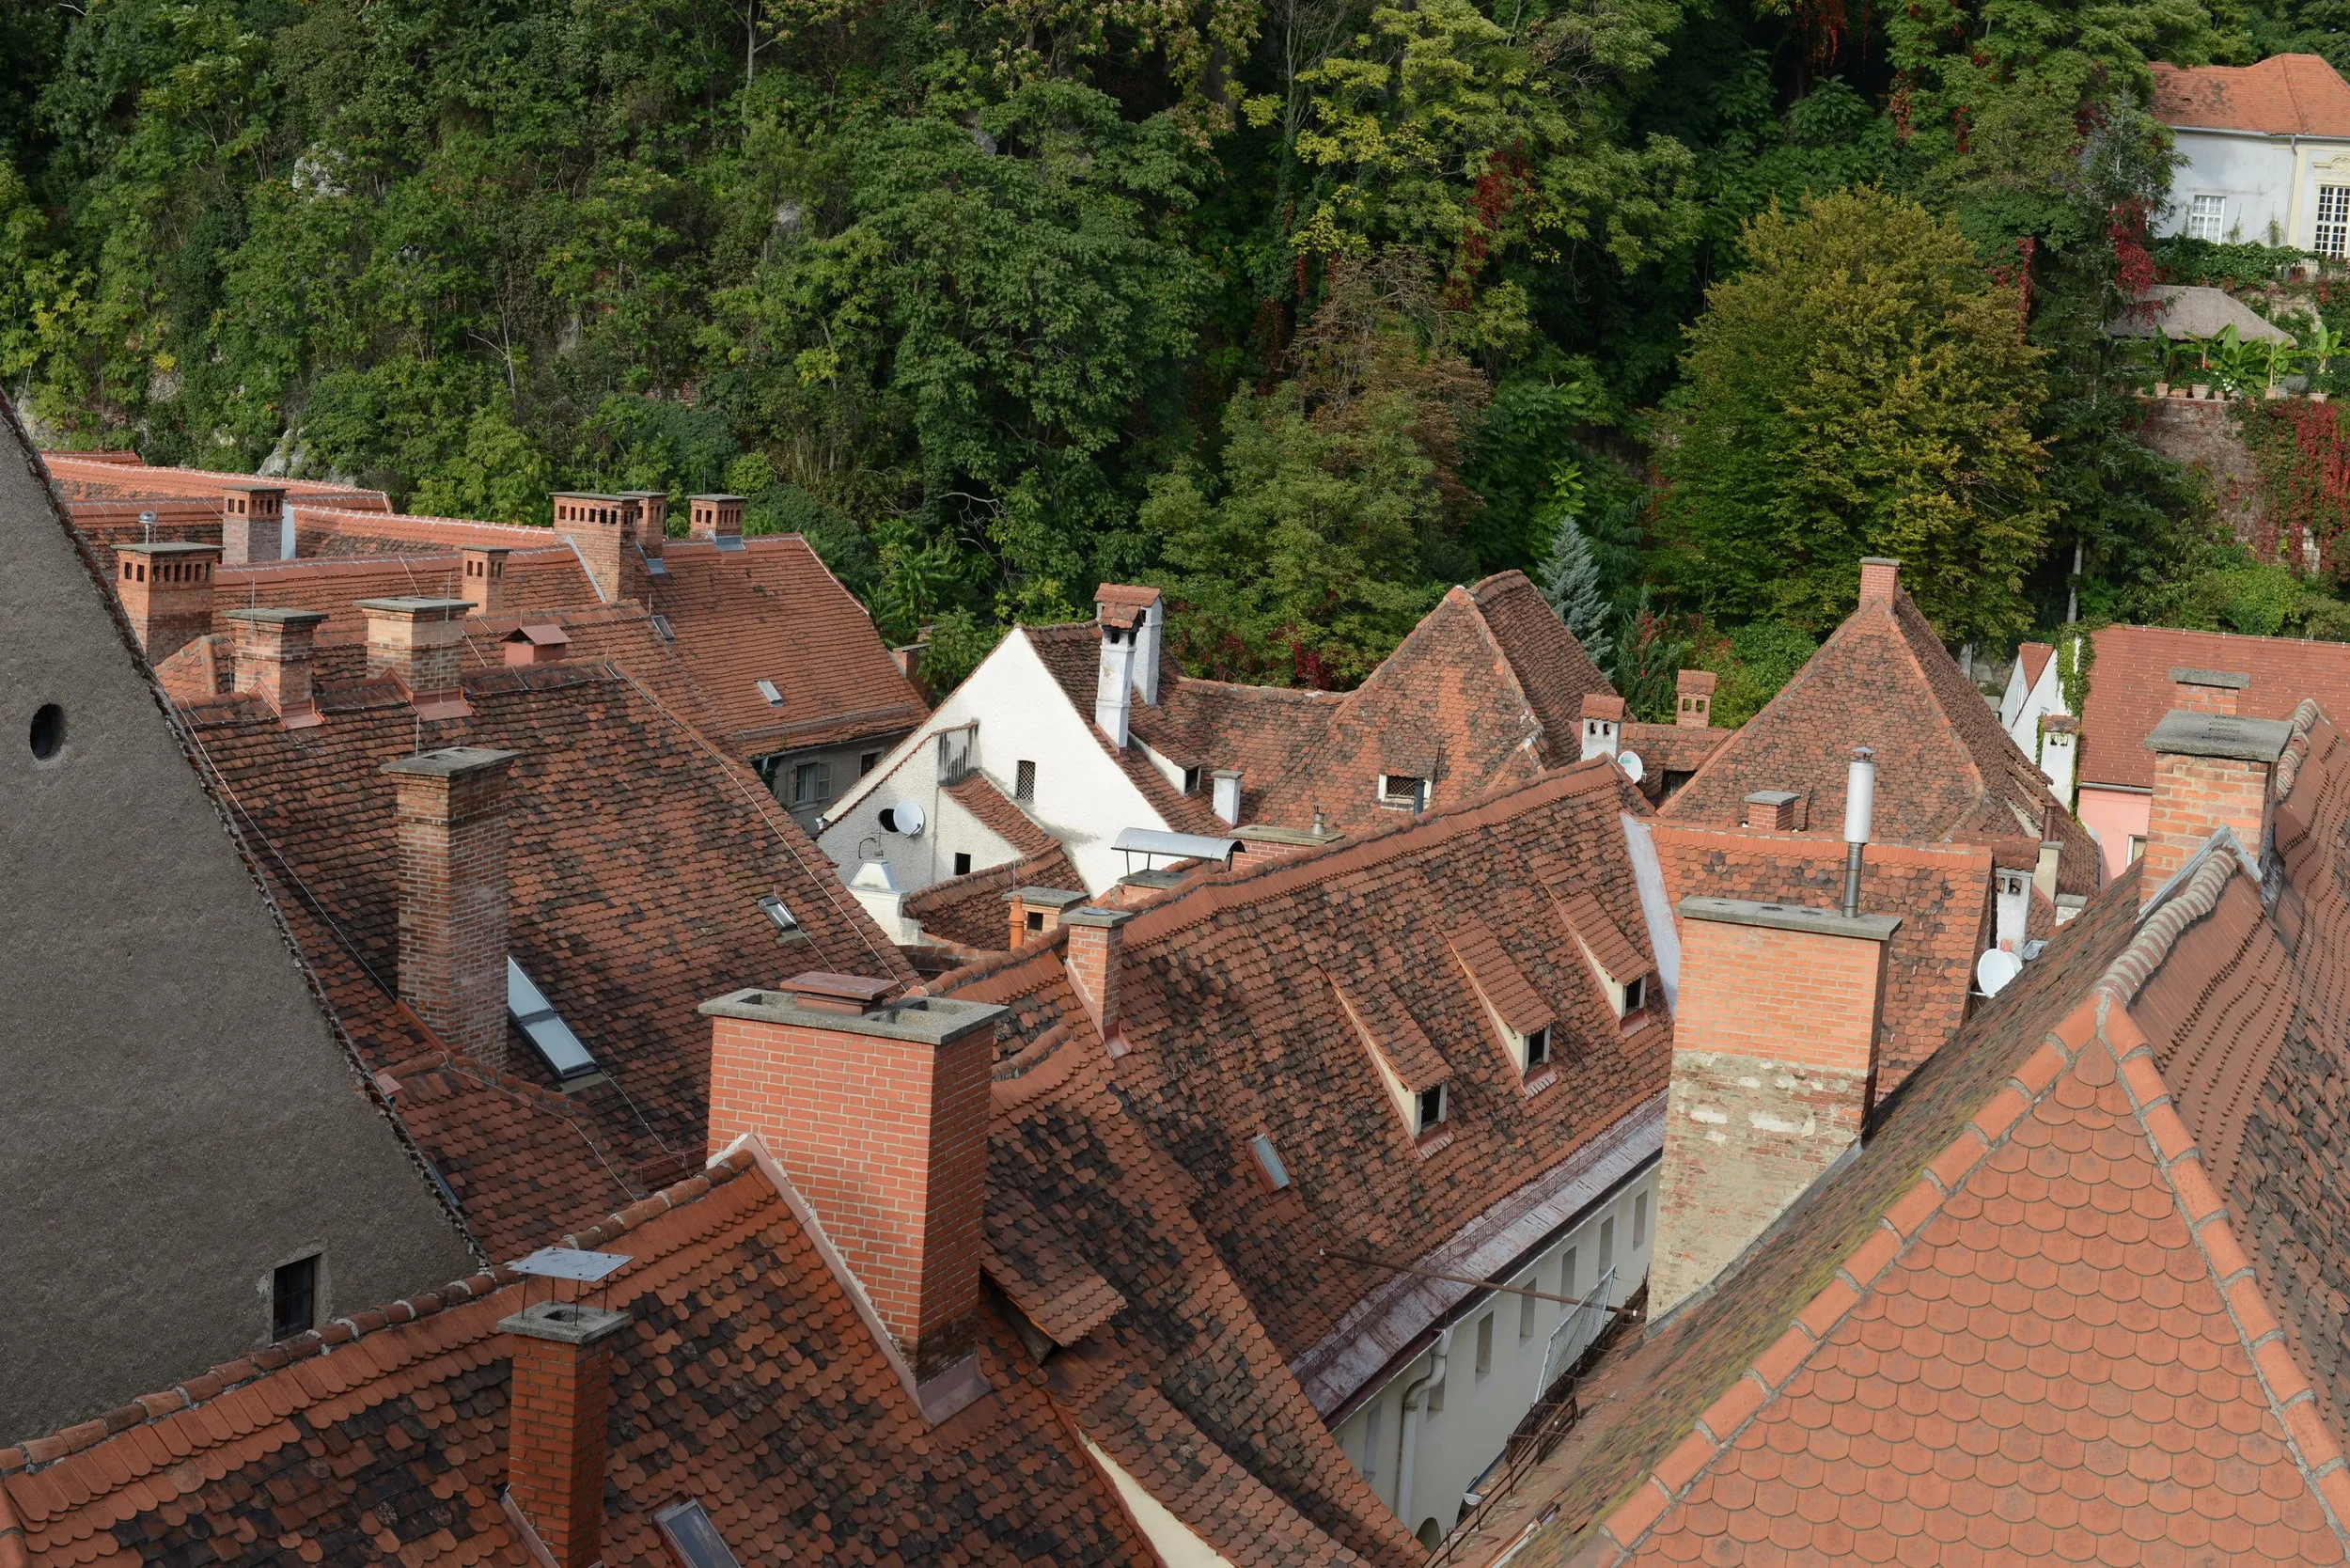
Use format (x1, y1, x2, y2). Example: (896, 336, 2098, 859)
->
(1094, 586, 1165, 706)
(1675, 668, 1716, 729)
(383, 746, 520, 1066)
(500, 1299, 630, 1568)
(1579, 693, 1625, 762)
(111, 542, 221, 665)
(218, 482, 286, 565)
(2170, 666, 2249, 716)
(460, 548, 509, 616)
(1004, 886, 1086, 949)
(225, 607, 327, 729)
(686, 494, 745, 543)
(1653, 898, 1899, 1316)
(2138, 710, 2291, 901)
(1857, 557, 1901, 608)
(1061, 906, 1134, 1043)
(699, 983, 1005, 1386)
(1742, 790, 1801, 832)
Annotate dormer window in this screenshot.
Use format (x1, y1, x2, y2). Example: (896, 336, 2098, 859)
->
(1555, 885, 1654, 1033)
(1522, 1026, 1549, 1069)
(1447, 921, 1559, 1092)
(1333, 974, 1457, 1151)
(1381, 775, 1427, 811)
(1623, 974, 1646, 1013)
(1183, 764, 1202, 794)
(1416, 1084, 1447, 1134)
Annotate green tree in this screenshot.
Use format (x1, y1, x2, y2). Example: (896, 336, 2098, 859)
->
(1537, 504, 1613, 668)
(1660, 187, 2055, 646)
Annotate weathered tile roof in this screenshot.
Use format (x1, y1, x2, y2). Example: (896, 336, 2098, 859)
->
(2077, 623, 2350, 792)
(212, 549, 598, 642)
(2154, 53, 2350, 136)
(1462, 698, 2350, 1566)
(56, 497, 223, 547)
(1030, 572, 1614, 836)
(0, 1152, 1161, 1568)
(1659, 579, 2099, 897)
(903, 841, 1086, 951)
(1653, 825, 1995, 1098)
(39, 453, 390, 509)
(288, 502, 577, 557)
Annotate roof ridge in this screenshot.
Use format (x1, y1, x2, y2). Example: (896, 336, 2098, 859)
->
(2094, 842, 2247, 1009)
(2277, 698, 2326, 801)
(0, 1149, 760, 1472)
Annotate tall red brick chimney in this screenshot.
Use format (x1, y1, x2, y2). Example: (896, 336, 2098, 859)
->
(1675, 668, 1716, 729)
(499, 1299, 629, 1568)
(356, 597, 473, 717)
(1652, 896, 1899, 1317)
(1061, 906, 1133, 1043)
(112, 542, 220, 665)
(2140, 697, 2290, 901)
(460, 547, 508, 616)
(225, 607, 326, 729)
(1857, 556, 1900, 609)
(700, 975, 1004, 1405)
(551, 492, 644, 604)
(687, 494, 745, 544)
(218, 482, 286, 565)
(384, 746, 518, 1067)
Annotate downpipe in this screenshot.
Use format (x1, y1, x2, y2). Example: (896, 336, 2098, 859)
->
(1394, 1326, 1454, 1535)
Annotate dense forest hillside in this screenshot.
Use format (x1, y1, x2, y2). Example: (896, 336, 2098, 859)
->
(1, 0, 2341, 693)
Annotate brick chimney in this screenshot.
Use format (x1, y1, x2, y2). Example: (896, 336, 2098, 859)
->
(699, 977, 1004, 1393)
(383, 746, 518, 1067)
(1579, 693, 1624, 761)
(551, 492, 641, 604)
(112, 542, 220, 665)
(1741, 790, 1801, 832)
(1095, 586, 1164, 706)
(1675, 669, 1716, 729)
(225, 607, 326, 729)
(357, 598, 474, 717)
(2140, 706, 2291, 900)
(2170, 666, 2248, 714)
(687, 494, 744, 544)
(499, 1299, 629, 1568)
(460, 547, 507, 616)
(1653, 898, 1899, 1317)
(1061, 906, 1133, 1043)
(1857, 556, 1901, 609)
(1005, 886, 1087, 949)
(218, 482, 286, 565)
(619, 490, 668, 546)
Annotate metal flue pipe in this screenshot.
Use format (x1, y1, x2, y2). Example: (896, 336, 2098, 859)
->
(1841, 745, 1876, 919)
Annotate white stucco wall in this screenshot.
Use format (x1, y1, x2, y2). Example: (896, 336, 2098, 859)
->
(1081, 1438, 1239, 1567)
(1998, 658, 2067, 763)
(816, 629, 1175, 897)
(2161, 129, 2350, 249)
(1329, 1165, 1659, 1549)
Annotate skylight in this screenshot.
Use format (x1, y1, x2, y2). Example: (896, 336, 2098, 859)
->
(1249, 1133, 1291, 1191)
(757, 894, 799, 934)
(650, 613, 674, 642)
(653, 1499, 744, 1568)
(507, 959, 599, 1082)
(756, 678, 783, 706)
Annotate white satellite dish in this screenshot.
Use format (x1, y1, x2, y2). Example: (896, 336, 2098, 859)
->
(878, 801, 927, 837)
(1976, 948, 2023, 997)
(1619, 751, 1646, 783)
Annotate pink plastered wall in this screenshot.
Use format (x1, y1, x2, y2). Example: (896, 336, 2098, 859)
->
(2076, 785, 2150, 886)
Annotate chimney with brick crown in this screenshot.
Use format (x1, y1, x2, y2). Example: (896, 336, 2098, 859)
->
(687, 494, 744, 543)
(551, 492, 642, 604)
(619, 490, 667, 548)
(460, 547, 507, 616)
(218, 482, 286, 565)
(699, 975, 1004, 1409)
(1579, 693, 1624, 761)
(1095, 585, 1164, 706)
(1857, 556, 1901, 609)
(2170, 666, 2247, 714)
(1006, 886, 1086, 949)
(2140, 695, 2292, 901)
(357, 597, 474, 718)
(1652, 896, 1899, 1317)
(112, 542, 220, 665)
(1062, 906, 1132, 1043)
(384, 746, 519, 1067)
(225, 607, 326, 729)
(499, 1299, 630, 1568)
(1675, 668, 1716, 729)
(1742, 790, 1801, 832)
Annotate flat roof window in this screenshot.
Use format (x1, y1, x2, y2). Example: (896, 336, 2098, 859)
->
(1249, 1133, 1291, 1191)
(756, 679, 783, 706)
(653, 1498, 744, 1568)
(650, 613, 675, 642)
(508, 959, 600, 1082)
(272, 1254, 319, 1341)
(757, 894, 798, 934)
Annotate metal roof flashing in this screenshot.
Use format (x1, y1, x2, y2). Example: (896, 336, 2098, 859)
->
(1677, 896, 1902, 942)
(697, 986, 1005, 1045)
(2144, 711, 2294, 763)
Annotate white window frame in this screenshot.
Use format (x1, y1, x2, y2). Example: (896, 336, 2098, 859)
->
(2188, 194, 2227, 243)
(2321, 186, 2350, 258)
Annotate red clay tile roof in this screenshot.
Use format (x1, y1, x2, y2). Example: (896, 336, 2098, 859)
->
(39, 453, 390, 509)
(2077, 623, 2350, 792)
(1030, 572, 1614, 836)
(58, 497, 224, 547)
(1619, 720, 1730, 786)
(212, 548, 597, 643)
(2154, 54, 2350, 136)
(2018, 639, 2054, 689)
(288, 502, 576, 557)
(1331, 976, 1454, 1093)
(902, 840, 1085, 950)
(1449, 917, 1559, 1037)
(0, 1152, 1162, 1567)
(945, 771, 1058, 856)
(1660, 579, 2100, 897)
(1653, 825, 1995, 1098)
(1554, 887, 1647, 987)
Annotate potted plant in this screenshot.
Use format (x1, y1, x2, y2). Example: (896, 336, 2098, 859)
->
(2304, 317, 2343, 401)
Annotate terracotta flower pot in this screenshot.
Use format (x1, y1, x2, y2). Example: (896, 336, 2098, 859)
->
(2193, 384, 2212, 400)
(2154, 382, 2171, 398)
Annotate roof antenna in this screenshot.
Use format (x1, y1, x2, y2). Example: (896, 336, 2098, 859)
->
(1841, 745, 1876, 919)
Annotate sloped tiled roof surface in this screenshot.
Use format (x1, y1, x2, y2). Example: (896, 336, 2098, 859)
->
(180, 660, 914, 1250)
(2077, 623, 2350, 791)
(1030, 572, 1614, 836)
(0, 1154, 1158, 1568)
(1653, 826, 1994, 1098)
(1661, 583, 2100, 897)
(39, 452, 390, 509)
(289, 503, 577, 557)
(58, 497, 223, 547)
(903, 841, 1085, 951)
(212, 549, 598, 643)
(646, 535, 928, 756)
(2154, 54, 2350, 136)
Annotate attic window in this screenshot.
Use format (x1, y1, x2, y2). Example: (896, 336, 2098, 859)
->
(653, 1499, 744, 1568)
(1381, 775, 1427, 812)
(1332, 976, 1455, 1150)
(1249, 1134, 1292, 1192)
(757, 894, 799, 934)
(1416, 1084, 1447, 1136)
(650, 613, 675, 642)
(1622, 974, 1646, 1013)
(271, 1254, 319, 1341)
(1555, 886, 1654, 1027)
(1015, 760, 1036, 801)
(507, 959, 600, 1082)
(1524, 1026, 1550, 1069)
(1449, 921, 1558, 1088)
(1182, 765, 1202, 794)
(756, 679, 783, 706)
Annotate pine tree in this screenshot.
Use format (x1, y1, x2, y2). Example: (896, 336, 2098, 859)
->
(1539, 510, 1613, 670)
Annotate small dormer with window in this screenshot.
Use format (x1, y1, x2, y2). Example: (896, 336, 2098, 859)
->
(1332, 976, 1456, 1155)
(1380, 774, 1428, 812)
(1445, 921, 1559, 1092)
(1553, 885, 1655, 1035)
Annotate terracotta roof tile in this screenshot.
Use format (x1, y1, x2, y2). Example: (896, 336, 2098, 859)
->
(1448, 918, 1559, 1037)
(39, 455, 390, 510)
(2077, 623, 2350, 792)
(2154, 54, 2350, 136)
(1553, 888, 1647, 987)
